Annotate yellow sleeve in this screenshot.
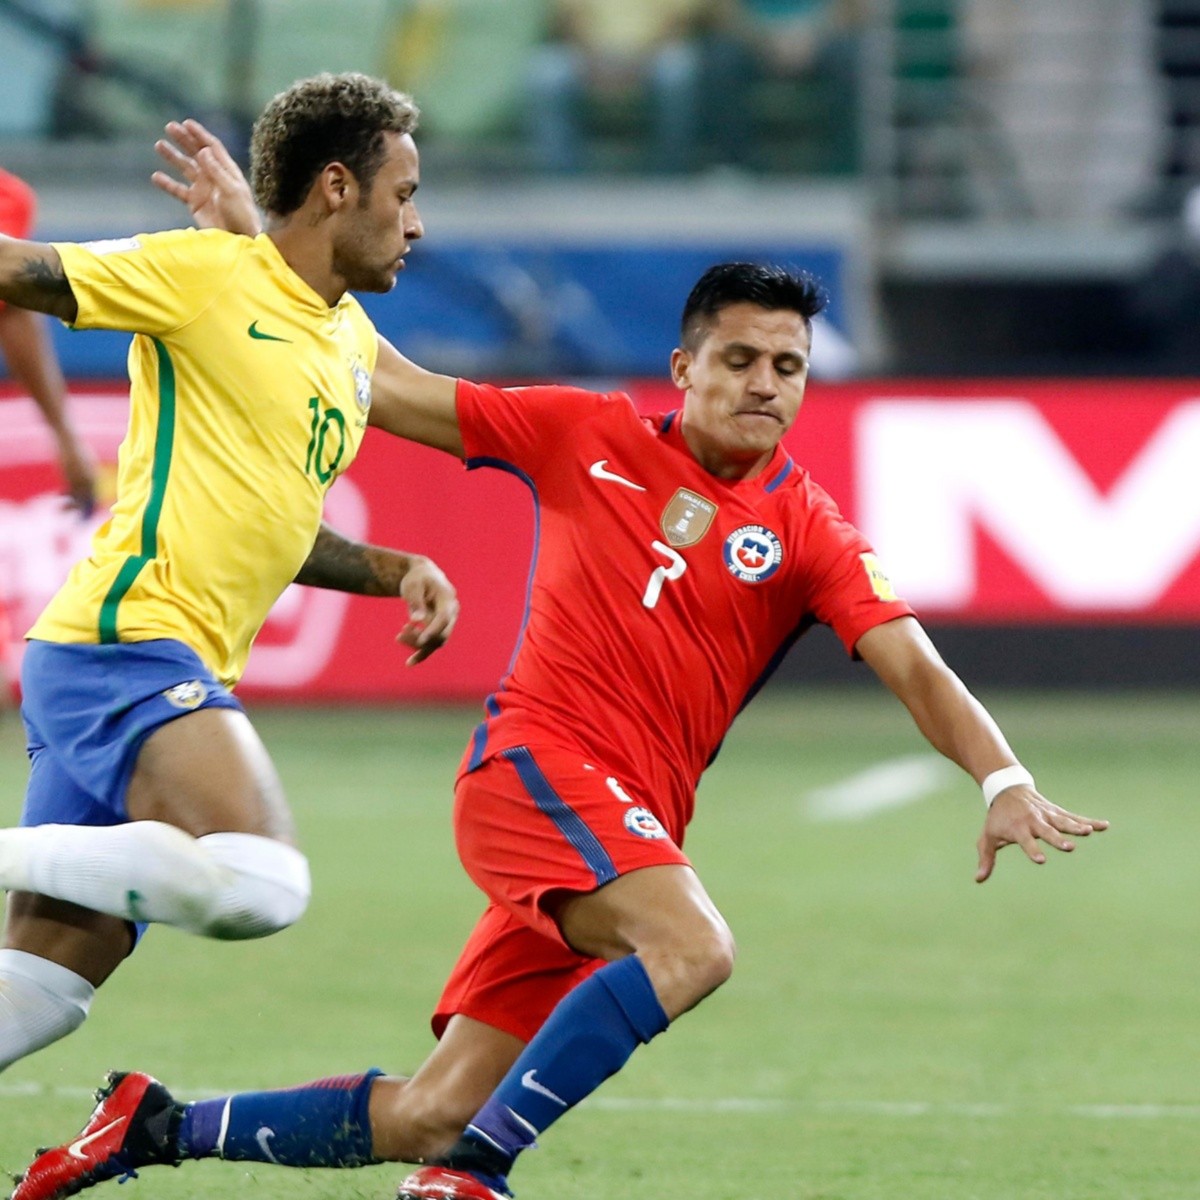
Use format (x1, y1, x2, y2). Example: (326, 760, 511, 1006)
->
(53, 228, 243, 336)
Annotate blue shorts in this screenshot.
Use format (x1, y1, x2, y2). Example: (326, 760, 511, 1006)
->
(19, 639, 242, 830)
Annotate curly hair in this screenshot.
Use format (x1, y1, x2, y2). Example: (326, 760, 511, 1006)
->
(680, 262, 827, 350)
(250, 73, 420, 216)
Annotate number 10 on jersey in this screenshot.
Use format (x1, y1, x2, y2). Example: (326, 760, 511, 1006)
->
(304, 396, 347, 484)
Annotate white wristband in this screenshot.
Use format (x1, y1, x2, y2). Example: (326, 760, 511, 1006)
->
(981, 765, 1035, 808)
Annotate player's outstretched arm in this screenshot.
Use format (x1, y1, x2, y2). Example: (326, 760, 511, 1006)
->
(0, 237, 77, 322)
(152, 119, 262, 237)
(368, 334, 464, 458)
(295, 522, 459, 665)
(856, 616, 1108, 882)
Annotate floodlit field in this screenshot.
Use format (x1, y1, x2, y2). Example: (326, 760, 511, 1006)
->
(1, 688, 1198, 1200)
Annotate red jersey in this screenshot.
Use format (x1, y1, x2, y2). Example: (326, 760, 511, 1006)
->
(0, 169, 36, 317)
(456, 380, 914, 839)
(0, 168, 36, 240)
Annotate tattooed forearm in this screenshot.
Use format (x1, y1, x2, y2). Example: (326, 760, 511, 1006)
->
(295, 524, 406, 596)
(0, 242, 78, 321)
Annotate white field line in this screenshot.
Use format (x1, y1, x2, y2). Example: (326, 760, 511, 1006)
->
(591, 1098, 1200, 1120)
(804, 754, 957, 821)
(2, 1083, 1198, 1119)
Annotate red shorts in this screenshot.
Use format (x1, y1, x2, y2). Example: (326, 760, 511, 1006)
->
(434, 743, 692, 1042)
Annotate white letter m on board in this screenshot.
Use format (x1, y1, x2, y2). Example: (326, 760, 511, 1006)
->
(858, 399, 1200, 609)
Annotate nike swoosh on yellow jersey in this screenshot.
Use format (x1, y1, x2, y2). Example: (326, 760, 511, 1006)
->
(248, 321, 293, 343)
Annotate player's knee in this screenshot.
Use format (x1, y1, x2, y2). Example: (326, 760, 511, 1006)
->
(120, 820, 232, 928)
(688, 922, 737, 997)
(0, 950, 93, 1072)
(193, 832, 311, 940)
(669, 910, 737, 994)
(642, 920, 736, 1015)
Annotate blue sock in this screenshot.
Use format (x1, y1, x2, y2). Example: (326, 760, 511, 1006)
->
(450, 956, 669, 1180)
(178, 1069, 382, 1167)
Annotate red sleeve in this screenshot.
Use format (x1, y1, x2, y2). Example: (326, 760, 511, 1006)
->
(801, 484, 915, 656)
(0, 169, 36, 240)
(455, 379, 612, 477)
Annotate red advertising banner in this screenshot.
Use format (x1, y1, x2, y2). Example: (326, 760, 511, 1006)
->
(4, 379, 1200, 700)
(0, 389, 531, 701)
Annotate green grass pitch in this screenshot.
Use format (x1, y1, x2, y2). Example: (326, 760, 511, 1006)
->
(1, 688, 1198, 1200)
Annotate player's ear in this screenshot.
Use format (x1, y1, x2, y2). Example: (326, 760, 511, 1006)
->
(318, 162, 353, 212)
(669, 346, 691, 392)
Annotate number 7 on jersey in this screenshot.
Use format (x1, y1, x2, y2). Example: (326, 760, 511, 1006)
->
(643, 540, 687, 608)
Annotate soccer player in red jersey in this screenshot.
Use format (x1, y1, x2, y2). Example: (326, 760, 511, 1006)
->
(9, 136, 1108, 1200)
(0, 167, 96, 708)
(0, 167, 96, 514)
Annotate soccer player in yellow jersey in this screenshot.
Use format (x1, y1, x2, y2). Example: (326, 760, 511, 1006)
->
(0, 74, 459, 1072)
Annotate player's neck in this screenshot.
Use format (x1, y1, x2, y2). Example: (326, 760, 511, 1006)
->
(265, 223, 347, 309)
(679, 422, 773, 482)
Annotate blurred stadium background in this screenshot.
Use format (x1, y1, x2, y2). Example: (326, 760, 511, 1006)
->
(4, 0, 1200, 695)
(2, 6, 1200, 1198)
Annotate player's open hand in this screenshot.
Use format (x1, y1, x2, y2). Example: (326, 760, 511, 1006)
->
(975, 786, 1108, 883)
(55, 430, 97, 517)
(152, 119, 262, 237)
(396, 555, 459, 666)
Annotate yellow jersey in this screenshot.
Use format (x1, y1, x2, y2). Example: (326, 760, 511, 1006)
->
(29, 228, 378, 687)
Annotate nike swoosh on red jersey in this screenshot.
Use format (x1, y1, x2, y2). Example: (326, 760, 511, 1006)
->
(588, 459, 646, 492)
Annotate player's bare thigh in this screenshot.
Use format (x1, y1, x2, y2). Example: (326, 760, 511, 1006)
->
(124, 707, 295, 842)
(368, 1015, 525, 1163)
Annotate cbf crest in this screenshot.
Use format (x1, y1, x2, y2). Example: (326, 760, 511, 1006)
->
(660, 488, 717, 548)
(723, 524, 784, 583)
(351, 360, 372, 413)
(162, 680, 207, 710)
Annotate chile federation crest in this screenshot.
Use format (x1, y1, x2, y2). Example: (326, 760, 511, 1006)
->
(723, 524, 784, 583)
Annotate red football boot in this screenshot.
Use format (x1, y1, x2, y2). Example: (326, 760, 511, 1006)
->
(9, 1071, 181, 1200)
(395, 1165, 513, 1200)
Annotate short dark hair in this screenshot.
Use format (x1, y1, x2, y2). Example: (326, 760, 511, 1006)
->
(680, 262, 827, 350)
(250, 72, 420, 216)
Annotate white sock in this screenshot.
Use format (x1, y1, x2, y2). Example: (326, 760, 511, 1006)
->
(0, 822, 309, 939)
(0, 948, 93, 1072)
